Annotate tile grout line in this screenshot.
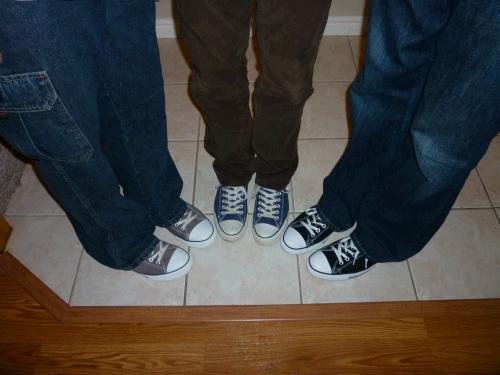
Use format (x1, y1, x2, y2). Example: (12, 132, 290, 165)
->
(475, 167, 499, 223)
(4, 213, 66, 217)
(406, 260, 419, 302)
(314, 79, 355, 84)
(449, 207, 497, 211)
(168, 139, 201, 143)
(164, 80, 356, 87)
(183, 128, 201, 307)
(296, 255, 304, 305)
(163, 81, 189, 86)
(289, 210, 303, 304)
(68, 246, 85, 306)
(293, 207, 500, 216)
(183, 273, 189, 307)
(346, 36, 359, 73)
(297, 137, 350, 141)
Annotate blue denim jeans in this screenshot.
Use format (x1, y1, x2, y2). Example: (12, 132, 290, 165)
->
(0, 1, 185, 270)
(318, 0, 500, 262)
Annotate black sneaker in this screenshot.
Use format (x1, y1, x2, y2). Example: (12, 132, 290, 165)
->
(280, 206, 355, 255)
(133, 240, 192, 281)
(306, 237, 376, 281)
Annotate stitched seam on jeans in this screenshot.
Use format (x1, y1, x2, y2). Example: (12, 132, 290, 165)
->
(317, 204, 381, 262)
(101, 81, 154, 215)
(349, 232, 379, 263)
(159, 200, 187, 228)
(52, 89, 94, 162)
(51, 162, 139, 269)
(51, 161, 112, 233)
(17, 113, 46, 157)
(122, 236, 159, 271)
(404, 189, 457, 261)
(316, 204, 353, 233)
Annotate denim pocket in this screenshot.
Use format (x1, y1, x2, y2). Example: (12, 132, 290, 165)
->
(0, 71, 93, 162)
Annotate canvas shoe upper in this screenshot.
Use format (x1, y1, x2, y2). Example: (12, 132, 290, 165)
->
(252, 186, 289, 245)
(281, 206, 356, 255)
(306, 237, 376, 281)
(133, 240, 192, 281)
(214, 185, 248, 242)
(165, 203, 216, 248)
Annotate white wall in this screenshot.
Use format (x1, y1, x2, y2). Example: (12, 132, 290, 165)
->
(155, 0, 367, 37)
(156, 0, 173, 19)
(330, 0, 367, 17)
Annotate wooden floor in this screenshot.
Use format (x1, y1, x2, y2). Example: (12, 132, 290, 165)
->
(1, 271, 500, 374)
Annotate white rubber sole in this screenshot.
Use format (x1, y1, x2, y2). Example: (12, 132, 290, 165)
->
(252, 220, 287, 247)
(139, 254, 193, 281)
(306, 260, 375, 281)
(154, 224, 217, 249)
(181, 226, 217, 248)
(280, 223, 357, 255)
(214, 217, 248, 242)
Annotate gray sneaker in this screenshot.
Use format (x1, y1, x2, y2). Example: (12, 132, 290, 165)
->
(133, 240, 192, 281)
(164, 203, 216, 248)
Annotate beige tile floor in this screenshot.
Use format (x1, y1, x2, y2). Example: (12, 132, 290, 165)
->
(4, 37, 500, 306)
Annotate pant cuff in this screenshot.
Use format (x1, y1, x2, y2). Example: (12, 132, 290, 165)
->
(122, 236, 159, 270)
(159, 198, 187, 227)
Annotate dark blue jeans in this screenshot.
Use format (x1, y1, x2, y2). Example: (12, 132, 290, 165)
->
(0, 1, 185, 270)
(318, 0, 500, 262)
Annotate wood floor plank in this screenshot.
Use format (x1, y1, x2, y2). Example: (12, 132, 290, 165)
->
(2, 260, 500, 373)
(429, 338, 500, 374)
(203, 337, 434, 374)
(0, 343, 40, 375)
(0, 215, 12, 254)
(36, 342, 204, 375)
(425, 316, 500, 374)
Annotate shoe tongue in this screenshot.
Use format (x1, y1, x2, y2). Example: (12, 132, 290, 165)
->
(154, 243, 176, 268)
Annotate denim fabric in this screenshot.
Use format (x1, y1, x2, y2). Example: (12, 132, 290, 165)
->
(318, 0, 500, 262)
(176, 0, 332, 190)
(0, 1, 185, 270)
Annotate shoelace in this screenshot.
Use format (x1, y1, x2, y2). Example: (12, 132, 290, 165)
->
(300, 207, 327, 237)
(148, 242, 168, 265)
(256, 187, 285, 220)
(328, 237, 360, 266)
(221, 186, 247, 216)
(175, 209, 196, 231)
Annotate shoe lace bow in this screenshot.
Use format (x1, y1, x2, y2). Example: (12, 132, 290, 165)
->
(300, 207, 327, 237)
(221, 186, 247, 216)
(257, 187, 285, 220)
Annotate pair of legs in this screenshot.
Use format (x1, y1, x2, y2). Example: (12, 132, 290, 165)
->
(283, 0, 500, 279)
(0, 1, 214, 280)
(176, 0, 332, 243)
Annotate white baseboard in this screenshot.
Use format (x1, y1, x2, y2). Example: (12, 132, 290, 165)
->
(156, 19, 177, 38)
(156, 16, 365, 39)
(323, 16, 366, 36)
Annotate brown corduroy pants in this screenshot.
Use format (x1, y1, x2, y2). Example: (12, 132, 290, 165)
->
(176, 0, 332, 189)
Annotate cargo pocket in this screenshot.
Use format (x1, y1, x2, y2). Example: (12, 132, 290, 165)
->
(0, 71, 93, 162)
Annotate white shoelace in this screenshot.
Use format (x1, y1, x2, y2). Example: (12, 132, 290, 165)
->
(329, 238, 360, 266)
(148, 242, 168, 265)
(175, 209, 196, 231)
(300, 207, 327, 237)
(221, 186, 247, 216)
(256, 187, 284, 220)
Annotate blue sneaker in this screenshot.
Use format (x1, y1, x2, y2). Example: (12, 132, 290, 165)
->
(252, 186, 289, 246)
(214, 185, 248, 242)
